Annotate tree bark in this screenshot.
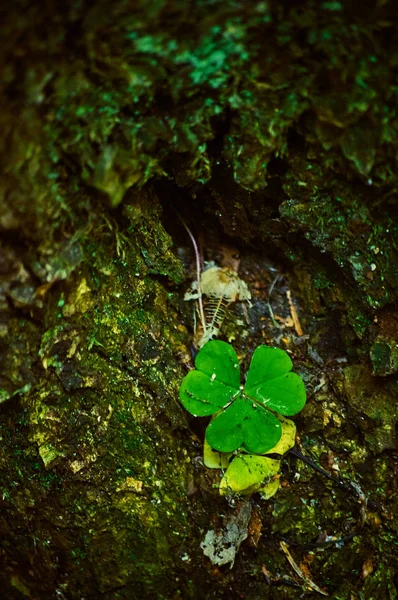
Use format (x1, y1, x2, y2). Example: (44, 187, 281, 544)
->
(1, 1, 398, 598)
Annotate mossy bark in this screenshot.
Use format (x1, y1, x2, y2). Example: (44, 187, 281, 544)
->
(1, 1, 398, 598)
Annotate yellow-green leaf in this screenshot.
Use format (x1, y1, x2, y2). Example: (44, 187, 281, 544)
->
(219, 454, 280, 496)
(203, 438, 232, 469)
(264, 417, 296, 455)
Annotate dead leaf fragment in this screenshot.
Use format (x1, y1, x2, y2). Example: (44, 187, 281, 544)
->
(201, 502, 252, 567)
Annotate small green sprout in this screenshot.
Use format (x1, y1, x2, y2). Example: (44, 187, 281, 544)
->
(180, 340, 306, 454)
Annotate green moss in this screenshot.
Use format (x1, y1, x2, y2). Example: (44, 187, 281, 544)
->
(340, 364, 398, 453)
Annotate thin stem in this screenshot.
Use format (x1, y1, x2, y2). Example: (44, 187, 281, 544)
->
(288, 448, 345, 487)
(288, 448, 380, 511)
(267, 275, 281, 328)
(178, 214, 206, 333)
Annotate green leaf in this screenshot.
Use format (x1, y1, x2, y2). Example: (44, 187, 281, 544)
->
(244, 345, 306, 416)
(220, 454, 280, 496)
(205, 396, 282, 453)
(179, 370, 236, 416)
(246, 372, 306, 415)
(195, 340, 240, 387)
(245, 346, 292, 389)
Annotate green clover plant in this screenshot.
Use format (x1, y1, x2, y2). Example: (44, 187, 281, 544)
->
(180, 340, 306, 453)
(179, 340, 307, 496)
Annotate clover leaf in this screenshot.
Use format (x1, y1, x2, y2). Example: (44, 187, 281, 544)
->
(219, 455, 281, 498)
(179, 340, 306, 454)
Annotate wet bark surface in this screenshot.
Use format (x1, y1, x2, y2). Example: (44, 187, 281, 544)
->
(1, 1, 398, 598)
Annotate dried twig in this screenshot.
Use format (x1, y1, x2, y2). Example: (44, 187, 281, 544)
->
(280, 541, 328, 596)
(286, 289, 303, 336)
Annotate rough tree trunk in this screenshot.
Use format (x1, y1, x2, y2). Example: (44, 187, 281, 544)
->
(1, 1, 398, 599)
